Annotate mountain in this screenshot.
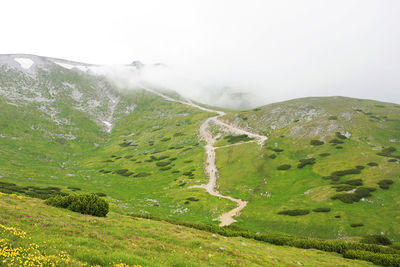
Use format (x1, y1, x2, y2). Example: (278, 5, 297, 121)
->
(0, 54, 399, 266)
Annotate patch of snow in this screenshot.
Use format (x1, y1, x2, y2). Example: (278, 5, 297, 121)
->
(54, 61, 88, 72)
(14, 58, 34, 69)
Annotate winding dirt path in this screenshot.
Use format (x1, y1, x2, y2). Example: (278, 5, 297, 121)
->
(142, 86, 267, 226)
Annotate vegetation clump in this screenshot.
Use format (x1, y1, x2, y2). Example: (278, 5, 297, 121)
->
(332, 185, 355, 192)
(350, 223, 364, 228)
(45, 194, 109, 217)
(367, 162, 378, 166)
(156, 161, 171, 167)
(328, 116, 338, 120)
(378, 179, 394, 189)
(277, 164, 291, 170)
(329, 138, 344, 144)
(269, 154, 277, 159)
(319, 153, 330, 157)
(377, 146, 399, 158)
(312, 207, 331, 212)
(277, 209, 309, 216)
(343, 179, 363, 186)
(271, 148, 284, 153)
(297, 158, 316, 168)
(332, 187, 376, 203)
(361, 235, 392, 246)
(335, 132, 348, 139)
(224, 134, 253, 144)
(310, 140, 324, 146)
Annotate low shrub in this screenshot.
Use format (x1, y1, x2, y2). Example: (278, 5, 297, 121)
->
(160, 166, 172, 171)
(335, 215, 341, 218)
(310, 140, 324, 146)
(184, 160, 193, 163)
(336, 146, 343, 149)
(156, 161, 171, 167)
(388, 158, 397, 162)
(183, 171, 195, 177)
(376, 146, 398, 158)
(186, 197, 200, 202)
(269, 154, 277, 159)
(332, 185, 355, 192)
(367, 162, 378, 166)
(361, 235, 392, 246)
(350, 223, 364, 228)
(224, 134, 253, 144)
(277, 164, 291, 170)
(356, 165, 365, 170)
(67, 187, 81, 191)
(278, 209, 309, 216)
(335, 132, 348, 139)
(271, 148, 284, 153)
(344, 249, 400, 266)
(319, 153, 330, 157)
(378, 179, 394, 190)
(134, 172, 150, 177)
(343, 179, 363, 186)
(329, 138, 344, 144)
(161, 137, 171, 142)
(297, 158, 316, 168)
(313, 207, 331, 212)
(328, 116, 338, 120)
(45, 194, 109, 217)
(95, 192, 107, 197)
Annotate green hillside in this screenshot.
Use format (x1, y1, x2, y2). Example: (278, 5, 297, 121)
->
(218, 97, 400, 239)
(1, 55, 400, 266)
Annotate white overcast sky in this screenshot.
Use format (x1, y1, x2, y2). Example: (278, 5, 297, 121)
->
(1, 0, 400, 106)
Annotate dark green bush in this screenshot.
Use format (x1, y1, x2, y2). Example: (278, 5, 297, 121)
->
(173, 132, 184, 137)
(388, 158, 397, 162)
(328, 116, 338, 120)
(319, 153, 330, 157)
(134, 172, 150, 177)
(224, 134, 253, 144)
(344, 250, 400, 266)
(332, 193, 360, 204)
(45, 194, 109, 217)
(67, 187, 81, 191)
(329, 138, 344, 144)
(336, 146, 343, 149)
(313, 207, 331, 212)
(310, 140, 324, 146)
(376, 146, 398, 158)
(95, 192, 107, 197)
(343, 179, 363, 186)
(297, 158, 316, 168)
(356, 165, 365, 170)
(184, 160, 193, 163)
(332, 185, 355, 192)
(277, 164, 291, 170)
(367, 162, 378, 166)
(378, 179, 394, 190)
(183, 171, 194, 177)
(362, 235, 392, 246)
(335, 215, 341, 218)
(269, 154, 277, 159)
(161, 137, 171, 142)
(186, 197, 200, 202)
(350, 223, 364, 228)
(278, 209, 309, 216)
(156, 161, 171, 167)
(271, 148, 284, 153)
(335, 132, 348, 139)
(160, 166, 172, 171)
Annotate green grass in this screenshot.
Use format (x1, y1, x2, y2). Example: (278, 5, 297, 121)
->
(0, 192, 373, 266)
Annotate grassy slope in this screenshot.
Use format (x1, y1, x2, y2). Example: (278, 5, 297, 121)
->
(217, 97, 400, 240)
(0, 192, 371, 266)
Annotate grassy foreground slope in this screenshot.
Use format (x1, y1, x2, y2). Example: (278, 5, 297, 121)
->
(217, 97, 400, 240)
(0, 192, 372, 266)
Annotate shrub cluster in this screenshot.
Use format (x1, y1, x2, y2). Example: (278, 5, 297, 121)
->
(45, 194, 109, 217)
(335, 132, 348, 140)
(328, 116, 338, 120)
(329, 138, 344, 144)
(277, 164, 291, 170)
(350, 223, 364, 228)
(310, 140, 324, 146)
(324, 168, 362, 182)
(343, 179, 363, 186)
(361, 235, 392, 246)
(312, 207, 331, 212)
(114, 169, 134, 177)
(377, 146, 399, 159)
(332, 187, 376, 203)
(297, 158, 316, 168)
(0, 182, 68, 200)
(378, 179, 394, 190)
(128, 213, 400, 266)
(332, 185, 355, 192)
(367, 162, 378, 167)
(319, 153, 330, 157)
(277, 209, 309, 216)
(224, 134, 253, 144)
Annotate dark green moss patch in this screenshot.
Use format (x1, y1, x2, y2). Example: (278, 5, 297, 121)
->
(378, 179, 393, 189)
(277, 164, 291, 170)
(297, 158, 316, 168)
(278, 209, 310, 216)
(310, 140, 324, 146)
(312, 207, 331, 212)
